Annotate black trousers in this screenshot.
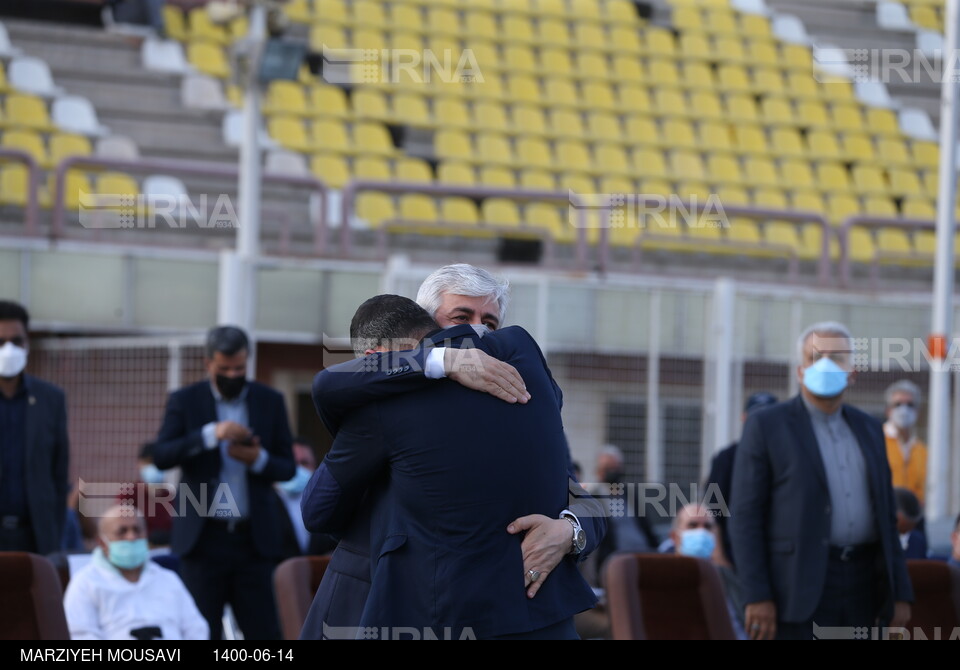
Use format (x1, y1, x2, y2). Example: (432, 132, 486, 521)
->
(179, 521, 281, 641)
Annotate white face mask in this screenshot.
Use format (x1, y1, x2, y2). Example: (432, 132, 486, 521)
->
(890, 405, 917, 430)
(0, 342, 27, 378)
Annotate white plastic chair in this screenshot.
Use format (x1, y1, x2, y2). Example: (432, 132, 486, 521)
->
(142, 38, 189, 74)
(8, 56, 63, 97)
(52, 96, 110, 136)
(899, 108, 938, 142)
(855, 80, 897, 109)
(0, 21, 23, 59)
(181, 73, 228, 110)
(96, 135, 140, 161)
(222, 109, 276, 149)
(772, 14, 810, 45)
(731, 0, 770, 16)
(877, 2, 914, 31)
(264, 150, 308, 176)
(812, 43, 855, 79)
(917, 30, 944, 59)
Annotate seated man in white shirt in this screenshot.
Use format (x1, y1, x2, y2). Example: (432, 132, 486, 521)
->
(63, 505, 209, 640)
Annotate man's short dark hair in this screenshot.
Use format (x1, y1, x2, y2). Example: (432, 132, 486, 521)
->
(350, 295, 437, 358)
(206, 325, 249, 358)
(894, 487, 922, 522)
(0, 300, 29, 330)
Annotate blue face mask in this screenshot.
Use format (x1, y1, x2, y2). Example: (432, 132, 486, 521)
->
(679, 528, 716, 559)
(802, 357, 849, 398)
(278, 466, 312, 495)
(139, 464, 164, 484)
(105, 538, 149, 570)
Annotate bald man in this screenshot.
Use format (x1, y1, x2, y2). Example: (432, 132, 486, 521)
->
(63, 506, 208, 640)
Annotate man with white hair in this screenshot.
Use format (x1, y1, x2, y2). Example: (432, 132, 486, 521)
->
(63, 506, 208, 640)
(883, 379, 927, 504)
(730, 321, 913, 640)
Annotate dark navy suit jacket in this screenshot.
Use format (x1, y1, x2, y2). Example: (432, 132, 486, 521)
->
(301, 325, 603, 639)
(153, 380, 295, 558)
(729, 395, 913, 623)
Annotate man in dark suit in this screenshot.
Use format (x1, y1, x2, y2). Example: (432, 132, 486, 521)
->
(730, 321, 913, 640)
(303, 295, 603, 639)
(153, 325, 295, 640)
(0, 300, 69, 555)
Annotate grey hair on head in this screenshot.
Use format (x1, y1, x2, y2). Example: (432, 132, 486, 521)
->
(796, 321, 854, 364)
(885, 379, 922, 407)
(415, 264, 510, 324)
(600, 444, 625, 464)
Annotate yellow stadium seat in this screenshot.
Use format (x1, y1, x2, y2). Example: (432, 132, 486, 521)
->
(516, 137, 553, 168)
(570, 0, 603, 19)
(353, 155, 391, 180)
(162, 5, 187, 40)
(559, 172, 596, 196)
(3, 129, 50, 168)
(913, 231, 936, 255)
(586, 111, 622, 142)
(765, 221, 800, 249)
(717, 64, 751, 93)
(505, 74, 542, 105)
(643, 27, 676, 56)
(816, 162, 852, 193)
(0, 165, 30, 206)
(862, 196, 897, 217)
(612, 55, 644, 82)
(187, 42, 230, 78)
(910, 6, 941, 31)
(394, 157, 432, 183)
(821, 78, 855, 103)
(438, 161, 476, 185)
(310, 85, 349, 118)
(725, 94, 759, 123)
(426, 7, 460, 34)
(573, 23, 606, 50)
(309, 25, 347, 51)
(464, 11, 497, 38)
(544, 78, 579, 107)
(690, 91, 724, 119)
(740, 14, 772, 39)
(435, 98, 470, 128)
(398, 193, 438, 222)
(727, 218, 762, 244)
(388, 30, 422, 52)
(670, 150, 706, 181)
(268, 117, 312, 152)
(732, 124, 768, 154)
(556, 140, 592, 169)
(718, 185, 750, 206)
(672, 7, 703, 32)
(519, 168, 555, 190)
(707, 154, 743, 184)
(825, 193, 860, 223)
(229, 15, 248, 42)
(352, 89, 389, 120)
(48, 133, 92, 167)
(807, 129, 841, 160)
(539, 47, 574, 77)
(744, 157, 779, 187)
(607, 0, 641, 22)
(464, 41, 498, 73)
(770, 128, 805, 157)
(700, 121, 734, 153)
(796, 100, 830, 128)
(538, 18, 571, 46)
(392, 92, 431, 126)
(390, 4, 423, 33)
(617, 84, 651, 112)
(663, 118, 697, 148)
(865, 108, 900, 136)
(512, 105, 547, 135)
(576, 52, 611, 81)
(781, 44, 814, 72)
(263, 81, 308, 116)
(744, 39, 777, 66)
(760, 98, 794, 125)
(779, 73, 819, 102)
(310, 154, 350, 189)
(632, 147, 668, 178)
(472, 101, 509, 131)
(625, 115, 659, 146)
(752, 68, 785, 97)
(479, 165, 516, 187)
(912, 141, 939, 168)
(877, 138, 911, 165)
(841, 133, 876, 162)
(353, 122, 395, 156)
(440, 196, 479, 224)
(476, 132, 513, 165)
(503, 15, 536, 43)
(852, 165, 887, 194)
(646, 59, 681, 88)
(549, 109, 586, 138)
(875, 228, 913, 260)
(609, 26, 643, 54)
(583, 82, 617, 111)
(594, 144, 633, 175)
(847, 227, 876, 262)
(684, 62, 716, 89)
(705, 8, 738, 34)
(355, 192, 395, 227)
(481, 197, 521, 225)
(653, 88, 688, 117)
(96, 171, 139, 198)
(790, 190, 823, 214)
(887, 168, 924, 197)
(188, 7, 229, 44)
(313, 119, 350, 153)
(679, 34, 712, 61)
(352, 28, 387, 52)
(902, 197, 935, 220)
(504, 46, 537, 73)
(753, 186, 789, 209)
(780, 159, 815, 190)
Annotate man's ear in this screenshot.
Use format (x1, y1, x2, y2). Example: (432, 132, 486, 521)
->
(847, 369, 857, 387)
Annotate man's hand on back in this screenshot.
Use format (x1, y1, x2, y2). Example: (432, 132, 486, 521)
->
(507, 514, 573, 598)
(445, 348, 531, 404)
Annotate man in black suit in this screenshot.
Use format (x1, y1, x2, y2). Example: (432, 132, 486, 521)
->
(303, 296, 603, 639)
(730, 321, 913, 640)
(153, 326, 295, 640)
(0, 300, 69, 555)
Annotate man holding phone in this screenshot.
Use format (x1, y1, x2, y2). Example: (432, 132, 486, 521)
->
(153, 326, 295, 640)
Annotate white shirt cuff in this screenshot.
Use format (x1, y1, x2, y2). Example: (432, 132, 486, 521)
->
(202, 422, 219, 449)
(425, 347, 447, 379)
(249, 448, 269, 473)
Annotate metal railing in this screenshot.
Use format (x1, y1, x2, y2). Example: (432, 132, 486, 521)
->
(0, 148, 42, 235)
(838, 215, 943, 287)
